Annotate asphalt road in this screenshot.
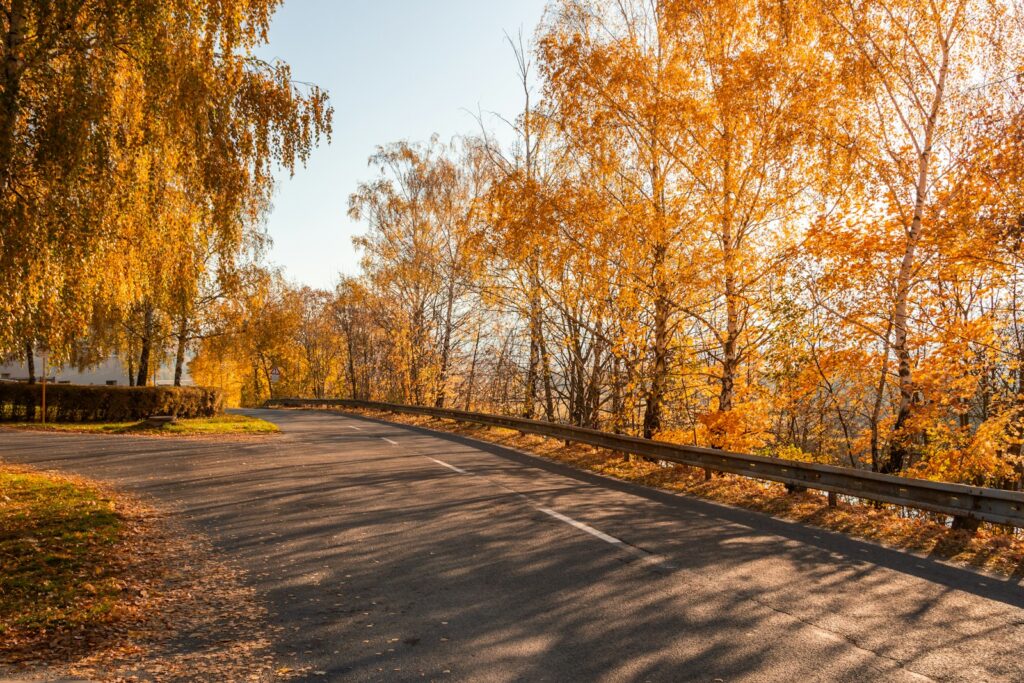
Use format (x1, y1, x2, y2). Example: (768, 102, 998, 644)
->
(2, 408, 1024, 682)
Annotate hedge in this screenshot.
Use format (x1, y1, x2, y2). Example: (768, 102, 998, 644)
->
(0, 383, 224, 422)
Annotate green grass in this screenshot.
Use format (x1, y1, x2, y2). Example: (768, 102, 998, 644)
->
(3, 413, 279, 436)
(0, 468, 124, 638)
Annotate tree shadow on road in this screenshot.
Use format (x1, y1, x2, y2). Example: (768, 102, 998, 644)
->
(3, 415, 1023, 682)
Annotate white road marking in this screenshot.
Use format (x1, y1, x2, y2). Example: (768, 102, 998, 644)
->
(427, 457, 469, 474)
(536, 506, 625, 546)
(374, 432, 672, 571)
(534, 504, 674, 570)
(346, 425, 362, 431)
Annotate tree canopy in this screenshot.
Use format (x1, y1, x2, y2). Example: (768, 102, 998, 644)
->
(0, 0, 331, 383)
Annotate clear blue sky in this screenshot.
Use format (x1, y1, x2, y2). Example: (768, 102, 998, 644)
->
(256, 0, 549, 289)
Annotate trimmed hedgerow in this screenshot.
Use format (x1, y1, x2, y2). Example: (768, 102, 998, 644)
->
(0, 384, 223, 422)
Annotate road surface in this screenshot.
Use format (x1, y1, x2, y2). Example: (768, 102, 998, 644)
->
(2, 408, 1023, 682)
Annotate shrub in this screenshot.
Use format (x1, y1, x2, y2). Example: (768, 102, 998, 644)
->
(0, 384, 224, 422)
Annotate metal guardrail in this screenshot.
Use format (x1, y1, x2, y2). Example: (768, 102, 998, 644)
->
(266, 397, 1024, 529)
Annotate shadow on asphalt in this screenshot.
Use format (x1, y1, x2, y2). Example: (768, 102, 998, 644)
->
(321, 410, 1024, 609)
(4, 410, 1023, 682)
(232, 409, 1024, 680)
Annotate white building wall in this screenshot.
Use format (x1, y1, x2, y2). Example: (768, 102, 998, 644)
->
(0, 354, 191, 386)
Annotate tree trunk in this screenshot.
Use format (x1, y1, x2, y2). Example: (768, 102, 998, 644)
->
(136, 305, 154, 387)
(465, 326, 480, 412)
(642, 298, 669, 439)
(567, 323, 585, 425)
(252, 364, 261, 406)
(345, 326, 358, 400)
(611, 355, 625, 434)
(524, 278, 542, 419)
(719, 218, 740, 420)
(868, 324, 893, 471)
(710, 244, 740, 455)
(719, 297, 738, 415)
(361, 343, 372, 400)
(887, 216, 922, 474)
(540, 327, 556, 422)
(24, 339, 34, 383)
(883, 35, 950, 474)
(409, 300, 425, 404)
(713, 130, 740, 448)
(435, 282, 456, 408)
(173, 316, 188, 387)
(587, 336, 604, 429)
(525, 332, 538, 418)
(643, 246, 669, 440)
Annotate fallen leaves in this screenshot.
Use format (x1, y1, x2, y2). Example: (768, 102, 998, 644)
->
(0, 463, 298, 682)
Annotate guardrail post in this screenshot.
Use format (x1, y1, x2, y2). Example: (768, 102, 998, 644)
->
(828, 491, 838, 507)
(951, 515, 980, 533)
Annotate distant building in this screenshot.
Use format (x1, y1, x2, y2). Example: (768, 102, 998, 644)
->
(0, 353, 190, 386)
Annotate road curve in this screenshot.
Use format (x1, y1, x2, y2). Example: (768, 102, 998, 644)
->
(1, 408, 1023, 682)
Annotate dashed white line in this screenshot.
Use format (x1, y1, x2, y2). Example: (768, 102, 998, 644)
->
(427, 457, 469, 474)
(378, 432, 670, 570)
(346, 425, 362, 431)
(534, 505, 673, 570)
(536, 506, 625, 546)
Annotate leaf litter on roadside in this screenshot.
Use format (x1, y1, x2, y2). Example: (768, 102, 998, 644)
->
(0, 464, 308, 682)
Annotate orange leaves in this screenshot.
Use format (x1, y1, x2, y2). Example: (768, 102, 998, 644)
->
(0, 0, 331, 365)
(909, 414, 1018, 485)
(696, 405, 774, 453)
(204, 0, 1024, 493)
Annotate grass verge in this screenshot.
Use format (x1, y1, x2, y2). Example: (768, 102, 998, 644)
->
(2, 413, 279, 436)
(0, 467, 124, 642)
(0, 463, 294, 680)
(341, 407, 1024, 578)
